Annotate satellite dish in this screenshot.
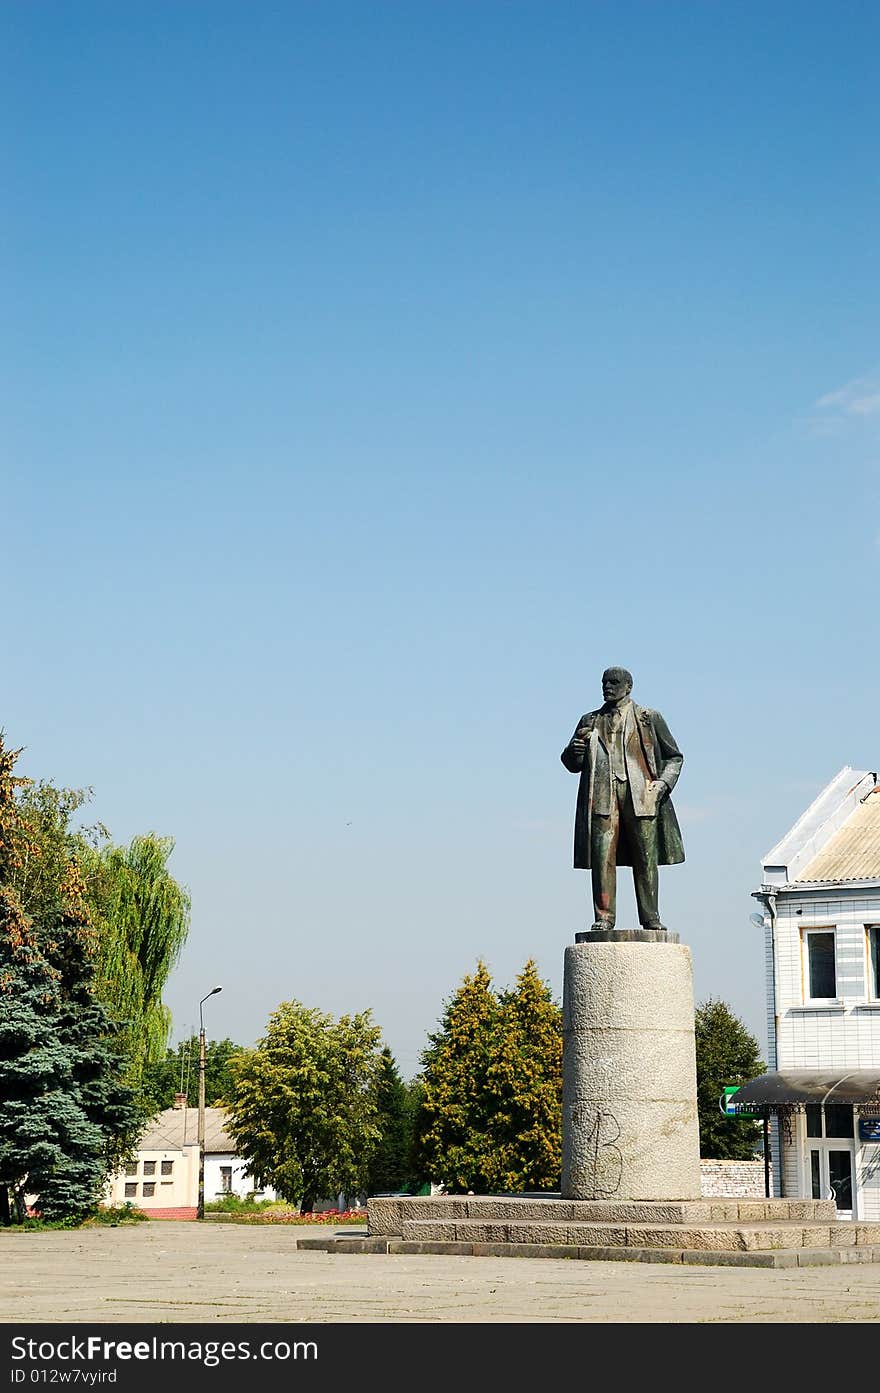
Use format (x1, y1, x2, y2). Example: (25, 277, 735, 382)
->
(749, 912, 765, 928)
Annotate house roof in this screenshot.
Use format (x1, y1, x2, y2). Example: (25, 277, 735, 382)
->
(759, 767, 878, 887)
(794, 786, 880, 883)
(138, 1106, 235, 1154)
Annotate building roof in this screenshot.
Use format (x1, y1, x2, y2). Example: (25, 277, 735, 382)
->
(759, 767, 877, 887)
(138, 1106, 235, 1154)
(794, 786, 880, 883)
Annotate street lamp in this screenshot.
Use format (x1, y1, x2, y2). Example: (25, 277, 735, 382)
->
(197, 986, 223, 1220)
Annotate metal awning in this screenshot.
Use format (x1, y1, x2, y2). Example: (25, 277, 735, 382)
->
(732, 1070, 880, 1112)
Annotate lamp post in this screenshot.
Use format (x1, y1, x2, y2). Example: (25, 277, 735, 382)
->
(197, 986, 223, 1220)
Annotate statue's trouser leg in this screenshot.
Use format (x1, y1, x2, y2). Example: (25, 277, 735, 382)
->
(590, 781, 624, 926)
(620, 790, 660, 927)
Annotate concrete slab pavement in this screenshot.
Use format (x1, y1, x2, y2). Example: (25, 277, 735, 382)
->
(2, 1220, 880, 1323)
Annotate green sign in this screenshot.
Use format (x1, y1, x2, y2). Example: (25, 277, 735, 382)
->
(720, 1086, 740, 1116)
(719, 1086, 761, 1118)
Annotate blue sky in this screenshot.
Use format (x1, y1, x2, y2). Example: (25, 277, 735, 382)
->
(4, 2, 880, 1077)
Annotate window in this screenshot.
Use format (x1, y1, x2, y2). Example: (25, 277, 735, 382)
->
(804, 1104, 854, 1140)
(220, 1166, 233, 1194)
(869, 926, 880, 1000)
(161, 1160, 173, 1176)
(142, 1182, 155, 1197)
(124, 1161, 138, 1177)
(804, 930, 837, 1000)
(810, 1150, 821, 1199)
(124, 1183, 137, 1198)
(824, 1105, 854, 1139)
(143, 1161, 156, 1176)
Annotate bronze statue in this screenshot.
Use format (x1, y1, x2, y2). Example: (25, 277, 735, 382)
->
(561, 667, 684, 932)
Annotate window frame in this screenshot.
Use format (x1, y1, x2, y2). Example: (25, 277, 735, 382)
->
(867, 925, 880, 1001)
(802, 926, 839, 1003)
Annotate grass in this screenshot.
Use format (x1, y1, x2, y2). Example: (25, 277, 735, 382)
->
(4, 1203, 149, 1231)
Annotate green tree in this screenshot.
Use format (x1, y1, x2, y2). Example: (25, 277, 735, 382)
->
(413, 961, 499, 1192)
(483, 960, 562, 1190)
(414, 959, 562, 1194)
(225, 1001, 384, 1212)
(141, 1036, 245, 1113)
(81, 833, 191, 1078)
(6, 773, 190, 1096)
(0, 737, 138, 1223)
(695, 998, 764, 1159)
(365, 1047, 410, 1195)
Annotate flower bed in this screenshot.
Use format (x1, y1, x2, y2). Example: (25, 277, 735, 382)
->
(206, 1208, 367, 1225)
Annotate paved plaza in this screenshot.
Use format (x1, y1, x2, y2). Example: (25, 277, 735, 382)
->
(2, 1220, 880, 1323)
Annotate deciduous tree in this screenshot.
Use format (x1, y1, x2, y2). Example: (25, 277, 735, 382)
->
(141, 1036, 244, 1113)
(225, 1001, 384, 1212)
(6, 773, 190, 1095)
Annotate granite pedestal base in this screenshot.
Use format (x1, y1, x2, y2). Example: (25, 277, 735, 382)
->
(561, 934, 701, 1201)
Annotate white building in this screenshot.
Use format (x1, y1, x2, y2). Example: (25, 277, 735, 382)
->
(742, 767, 880, 1218)
(105, 1098, 276, 1218)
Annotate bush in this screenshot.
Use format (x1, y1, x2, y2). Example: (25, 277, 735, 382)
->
(15, 1202, 149, 1231)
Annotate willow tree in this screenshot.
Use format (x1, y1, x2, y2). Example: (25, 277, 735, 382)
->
(81, 834, 191, 1076)
(7, 764, 190, 1091)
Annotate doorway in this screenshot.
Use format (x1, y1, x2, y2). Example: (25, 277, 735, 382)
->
(804, 1104, 856, 1219)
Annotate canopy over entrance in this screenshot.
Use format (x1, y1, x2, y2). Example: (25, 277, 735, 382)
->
(732, 1070, 880, 1114)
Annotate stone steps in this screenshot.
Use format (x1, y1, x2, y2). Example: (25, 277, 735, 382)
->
(366, 1194, 838, 1233)
(400, 1217, 880, 1252)
(295, 1232, 880, 1269)
(296, 1194, 880, 1268)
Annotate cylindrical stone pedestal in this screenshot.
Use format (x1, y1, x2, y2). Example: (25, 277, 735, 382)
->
(561, 936, 701, 1201)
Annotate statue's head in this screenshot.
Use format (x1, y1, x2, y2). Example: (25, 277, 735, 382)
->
(602, 667, 633, 702)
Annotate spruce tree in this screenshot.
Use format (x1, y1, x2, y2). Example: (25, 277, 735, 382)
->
(365, 1048, 410, 1195)
(0, 735, 138, 1223)
(484, 960, 562, 1191)
(414, 961, 501, 1192)
(414, 960, 564, 1194)
(695, 998, 764, 1160)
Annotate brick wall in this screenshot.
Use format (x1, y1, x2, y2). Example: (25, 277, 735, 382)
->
(143, 1206, 197, 1221)
(699, 1160, 769, 1197)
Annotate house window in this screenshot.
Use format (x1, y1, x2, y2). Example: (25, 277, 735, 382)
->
(143, 1161, 156, 1176)
(161, 1160, 173, 1176)
(142, 1182, 155, 1197)
(124, 1183, 137, 1198)
(220, 1166, 233, 1194)
(868, 926, 880, 999)
(804, 930, 837, 1000)
(124, 1161, 138, 1177)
